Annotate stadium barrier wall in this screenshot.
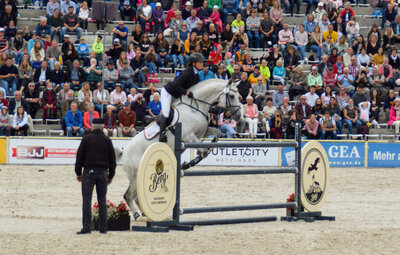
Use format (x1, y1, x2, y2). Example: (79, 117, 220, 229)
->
(1, 137, 399, 167)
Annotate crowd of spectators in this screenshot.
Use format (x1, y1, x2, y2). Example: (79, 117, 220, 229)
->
(1, 0, 400, 139)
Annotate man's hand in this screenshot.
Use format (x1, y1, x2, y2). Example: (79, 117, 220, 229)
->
(77, 175, 82, 182)
(108, 178, 113, 185)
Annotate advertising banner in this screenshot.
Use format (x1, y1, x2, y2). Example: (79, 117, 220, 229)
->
(368, 143, 400, 167)
(282, 141, 365, 167)
(8, 138, 131, 164)
(181, 147, 279, 167)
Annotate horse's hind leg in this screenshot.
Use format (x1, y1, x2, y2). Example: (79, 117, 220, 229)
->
(123, 181, 142, 220)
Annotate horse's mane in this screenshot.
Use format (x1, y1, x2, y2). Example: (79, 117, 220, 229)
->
(187, 79, 229, 95)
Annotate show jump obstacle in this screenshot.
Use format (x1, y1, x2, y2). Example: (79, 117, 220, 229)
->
(133, 123, 335, 232)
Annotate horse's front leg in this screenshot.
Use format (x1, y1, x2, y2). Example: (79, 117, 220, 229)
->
(181, 134, 217, 169)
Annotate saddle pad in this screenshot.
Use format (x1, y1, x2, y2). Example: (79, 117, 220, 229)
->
(144, 108, 180, 140)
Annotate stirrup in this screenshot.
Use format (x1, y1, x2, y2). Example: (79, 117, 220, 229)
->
(159, 131, 168, 143)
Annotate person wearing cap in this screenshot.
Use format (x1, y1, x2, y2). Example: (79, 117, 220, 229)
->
(103, 61, 119, 91)
(181, 1, 193, 20)
(49, 8, 64, 43)
(118, 102, 137, 137)
(119, 59, 135, 91)
(159, 52, 204, 142)
(0, 105, 11, 136)
(113, 21, 129, 51)
(136, 0, 153, 33)
(119, 0, 136, 21)
(107, 38, 123, 64)
(153, 2, 165, 33)
(131, 92, 147, 123)
(312, 2, 327, 24)
(62, 5, 83, 44)
(75, 117, 116, 235)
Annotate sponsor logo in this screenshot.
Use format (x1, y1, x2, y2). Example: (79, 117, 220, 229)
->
(11, 146, 77, 159)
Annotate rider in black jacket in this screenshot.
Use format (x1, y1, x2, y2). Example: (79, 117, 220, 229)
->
(159, 53, 204, 142)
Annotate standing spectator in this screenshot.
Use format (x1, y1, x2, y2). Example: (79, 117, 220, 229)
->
(49, 8, 64, 43)
(62, 6, 83, 44)
(343, 98, 361, 134)
(103, 104, 118, 137)
(65, 101, 84, 137)
(118, 102, 137, 137)
(24, 82, 40, 119)
(42, 82, 57, 121)
(11, 106, 29, 136)
(153, 2, 164, 33)
(0, 57, 18, 96)
(319, 111, 337, 139)
(136, 0, 153, 33)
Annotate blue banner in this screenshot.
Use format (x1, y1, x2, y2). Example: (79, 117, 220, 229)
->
(281, 141, 365, 167)
(368, 143, 400, 167)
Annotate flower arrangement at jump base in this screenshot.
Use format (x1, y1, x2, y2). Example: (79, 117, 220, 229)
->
(91, 200, 131, 231)
(286, 193, 295, 217)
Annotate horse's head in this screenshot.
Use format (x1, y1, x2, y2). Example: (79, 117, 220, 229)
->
(218, 80, 242, 121)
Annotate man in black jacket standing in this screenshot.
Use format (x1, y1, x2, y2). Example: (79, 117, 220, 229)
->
(75, 119, 116, 234)
(159, 53, 204, 142)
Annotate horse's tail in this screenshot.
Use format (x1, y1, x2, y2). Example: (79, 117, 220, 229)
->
(114, 147, 123, 163)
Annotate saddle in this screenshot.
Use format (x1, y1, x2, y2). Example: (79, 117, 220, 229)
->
(144, 107, 179, 140)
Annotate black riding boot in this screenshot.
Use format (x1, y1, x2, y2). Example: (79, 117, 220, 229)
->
(159, 116, 168, 142)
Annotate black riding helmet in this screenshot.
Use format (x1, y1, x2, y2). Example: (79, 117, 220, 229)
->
(188, 53, 204, 67)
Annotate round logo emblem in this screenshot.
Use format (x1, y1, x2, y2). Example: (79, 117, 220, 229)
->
(137, 143, 177, 222)
(300, 141, 330, 212)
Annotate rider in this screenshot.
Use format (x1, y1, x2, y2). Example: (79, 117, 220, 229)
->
(159, 53, 204, 142)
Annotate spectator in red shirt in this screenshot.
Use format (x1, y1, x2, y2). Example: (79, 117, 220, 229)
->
(208, 44, 223, 67)
(339, 2, 354, 25)
(42, 82, 57, 121)
(323, 66, 340, 94)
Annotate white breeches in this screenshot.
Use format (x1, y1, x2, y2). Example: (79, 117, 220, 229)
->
(161, 87, 173, 118)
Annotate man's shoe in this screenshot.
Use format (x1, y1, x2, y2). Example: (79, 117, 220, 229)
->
(77, 228, 91, 234)
(99, 230, 107, 234)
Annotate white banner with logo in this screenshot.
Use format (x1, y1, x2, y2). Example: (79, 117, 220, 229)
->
(182, 147, 279, 167)
(8, 138, 131, 164)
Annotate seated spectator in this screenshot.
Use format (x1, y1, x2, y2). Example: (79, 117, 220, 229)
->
(0, 57, 18, 96)
(333, 56, 346, 75)
(319, 14, 331, 34)
(131, 93, 147, 123)
(127, 87, 138, 103)
(50, 61, 65, 89)
(137, 0, 153, 32)
(60, 0, 78, 16)
(119, 59, 135, 91)
(79, 92, 92, 113)
(313, 98, 325, 120)
(328, 48, 339, 66)
(0, 90, 8, 108)
(285, 110, 302, 139)
(12, 31, 27, 66)
(110, 84, 127, 110)
(252, 75, 267, 109)
(49, 8, 64, 43)
(62, 6, 83, 44)
(63, 43, 79, 71)
(130, 49, 146, 88)
(305, 85, 319, 107)
(11, 106, 29, 136)
(270, 110, 283, 139)
(36, 17, 52, 42)
(83, 102, 100, 132)
(343, 98, 361, 134)
(382, 3, 397, 29)
(321, 35, 335, 56)
(42, 82, 57, 121)
(383, 27, 395, 52)
(77, 37, 89, 61)
(289, 66, 307, 101)
(58, 82, 72, 109)
(92, 35, 103, 64)
(262, 98, 277, 133)
(389, 48, 400, 72)
(346, 16, 359, 43)
(199, 33, 213, 57)
(243, 96, 259, 138)
(321, 86, 335, 107)
(46, 40, 62, 71)
(309, 25, 323, 61)
(145, 45, 158, 78)
(284, 45, 299, 76)
(319, 111, 337, 139)
(370, 89, 381, 128)
(60, 89, 76, 118)
(170, 38, 185, 69)
(0, 105, 11, 136)
(199, 63, 214, 81)
(92, 81, 110, 113)
(323, 66, 340, 94)
(307, 66, 323, 93)
(103, 104, 118, 137)
(84, 58, 102, 89)
(65, 101, 84, 137)
(339, 67, 355, 96)
(278, 23, 293, 58)
(272, 83, 289, 108)
(337, 86, 350, 110)
(269, 2, 283, 32)
(272, 59, 286, 86)
(118, 102, 137, 137)
(295, 24, 308, 61)
(102, 61, 118, 91)
(153, 32, 171, 68)
(384, 89, 396, 120)
(379, 58, 395, 90)
(354, 67, 370, 95)
(388, 97, 400, 134)
(119, 0, 136, 21)
(246, 9, 260, 49)
(373, 47, 385, 67)
(8, 90, 30, 115)
(335, 35, 348, 57)
(146, 92, 161, 123)
(280, 96, 293, 125)
(218, 110, 237, 138)
(302, 114, 319, 139)
(0, 4, 17, 28)
(339, 2, 354, 24)
(295, 95, 312, 124)
(327, 97, 343, 134)
(24, 82, 40, 119)
(242, 53, 255, 75)
(5, 20, 17, 40)
(113, 21, 129, 51)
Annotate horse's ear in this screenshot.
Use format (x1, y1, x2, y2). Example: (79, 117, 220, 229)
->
(228, 79, 233, 86)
